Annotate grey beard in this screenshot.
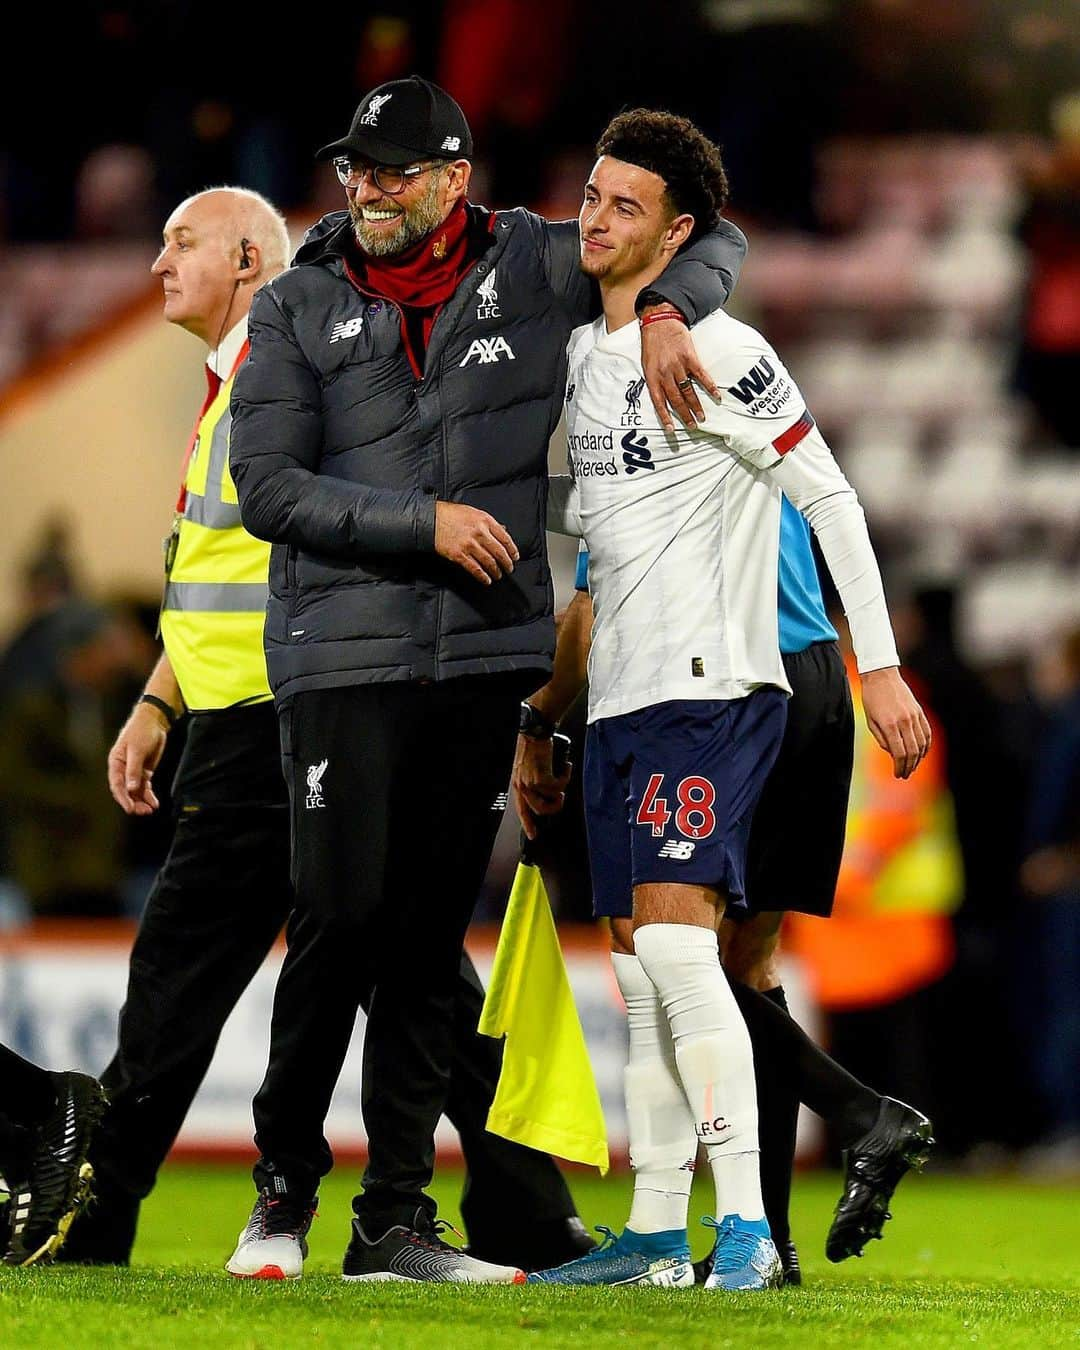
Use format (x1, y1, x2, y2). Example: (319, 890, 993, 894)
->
(350, 176, 446, 257)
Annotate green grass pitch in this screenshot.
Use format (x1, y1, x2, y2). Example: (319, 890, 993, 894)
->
(2, 1164, 1078, 1348)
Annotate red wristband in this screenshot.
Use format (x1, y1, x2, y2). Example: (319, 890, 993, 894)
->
(639, 311, 688, 328)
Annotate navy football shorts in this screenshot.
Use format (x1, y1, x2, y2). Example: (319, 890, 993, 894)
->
(583, 689, 787, 920)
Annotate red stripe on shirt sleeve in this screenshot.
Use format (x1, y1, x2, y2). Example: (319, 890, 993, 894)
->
(772, 411, 815, 456)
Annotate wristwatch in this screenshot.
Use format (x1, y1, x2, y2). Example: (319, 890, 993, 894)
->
(519, 701, 555, 740)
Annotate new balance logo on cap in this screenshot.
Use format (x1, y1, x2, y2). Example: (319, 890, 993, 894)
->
(441, 135, 461, 151)
(459, 336, 516, 366)
(329, 317, 364, 344)
(658, 839, 695, 860)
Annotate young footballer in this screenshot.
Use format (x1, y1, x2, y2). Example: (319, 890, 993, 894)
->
(525, 110, 929, 1292)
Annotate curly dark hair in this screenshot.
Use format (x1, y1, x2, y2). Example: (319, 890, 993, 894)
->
(595, 109, 729, 240)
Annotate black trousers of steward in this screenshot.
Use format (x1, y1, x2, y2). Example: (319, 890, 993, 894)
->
(252, 676, 561, 1234)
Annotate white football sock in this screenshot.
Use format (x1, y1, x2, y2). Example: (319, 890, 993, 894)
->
(634, 923, 765, 1223)
(612, 952, 695, 1235)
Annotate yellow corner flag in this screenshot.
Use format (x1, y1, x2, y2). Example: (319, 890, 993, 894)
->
(478, 861, 610, 1174)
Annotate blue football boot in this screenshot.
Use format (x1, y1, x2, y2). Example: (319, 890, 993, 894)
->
(702, 1214, 782, 1291)
(527, 1225, 694, 1287)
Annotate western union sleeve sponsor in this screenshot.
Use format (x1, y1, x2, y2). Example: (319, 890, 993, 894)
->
(159, 372, 273, 712)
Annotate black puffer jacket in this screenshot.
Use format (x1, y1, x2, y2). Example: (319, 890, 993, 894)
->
(230, 204, 746, 700)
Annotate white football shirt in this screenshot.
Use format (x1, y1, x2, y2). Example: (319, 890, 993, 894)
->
(551, 308, 897, 723)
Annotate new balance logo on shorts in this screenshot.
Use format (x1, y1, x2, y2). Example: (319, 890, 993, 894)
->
(658, 839, 695, 860)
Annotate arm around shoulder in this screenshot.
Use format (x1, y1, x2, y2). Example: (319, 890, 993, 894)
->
(640, 218, 748, 324)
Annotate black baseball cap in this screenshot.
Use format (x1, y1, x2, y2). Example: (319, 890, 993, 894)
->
(316, 75, 473, 166)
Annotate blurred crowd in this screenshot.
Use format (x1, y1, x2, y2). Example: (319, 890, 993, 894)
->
(1, 0, 1078, 1174)
(0, 523, 181, 923)
(3, 1, 1077, 240)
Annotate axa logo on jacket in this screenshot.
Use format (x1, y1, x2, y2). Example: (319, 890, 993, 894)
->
(459, 335, 516, 366)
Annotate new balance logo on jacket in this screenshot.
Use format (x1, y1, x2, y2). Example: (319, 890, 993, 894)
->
(329, 318, 364, 343)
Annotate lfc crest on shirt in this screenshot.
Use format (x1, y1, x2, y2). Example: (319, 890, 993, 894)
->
(621, 377, 645, 427)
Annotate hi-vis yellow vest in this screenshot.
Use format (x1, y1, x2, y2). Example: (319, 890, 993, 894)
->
(159, 353, 272, 712)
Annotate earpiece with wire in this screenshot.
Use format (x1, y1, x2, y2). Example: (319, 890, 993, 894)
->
(211, 239, 253, 354)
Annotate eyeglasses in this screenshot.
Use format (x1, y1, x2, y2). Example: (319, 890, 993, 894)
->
(331, 158, 437, 194)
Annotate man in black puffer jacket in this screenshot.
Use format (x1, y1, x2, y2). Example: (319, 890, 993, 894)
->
(228, 76, 747, 1284)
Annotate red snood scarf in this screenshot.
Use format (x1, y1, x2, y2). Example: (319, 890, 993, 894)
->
(345, 199, 480, 374)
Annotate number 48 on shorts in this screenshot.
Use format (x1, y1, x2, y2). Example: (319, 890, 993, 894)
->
(636, 773, 717, 839)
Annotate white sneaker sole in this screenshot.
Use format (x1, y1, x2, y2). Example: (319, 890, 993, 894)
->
(225, 1226, 306, 1281)
(226, 1263, 302, 1280)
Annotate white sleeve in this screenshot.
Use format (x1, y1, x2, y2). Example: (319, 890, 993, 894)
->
(547, 473, 582, 536)
(772, 425, 900, 674)
(695, 330, 817, 471)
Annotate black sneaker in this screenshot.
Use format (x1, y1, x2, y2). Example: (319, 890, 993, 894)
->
(225, 1185, 318, 1280)
(695, 1235, 801, 1286)
(3, 1071, 107, 1266)
(342, 1208, 525, 1283)
(826, 1096, 934, 1262)
(466, 1215, 597, 1273)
